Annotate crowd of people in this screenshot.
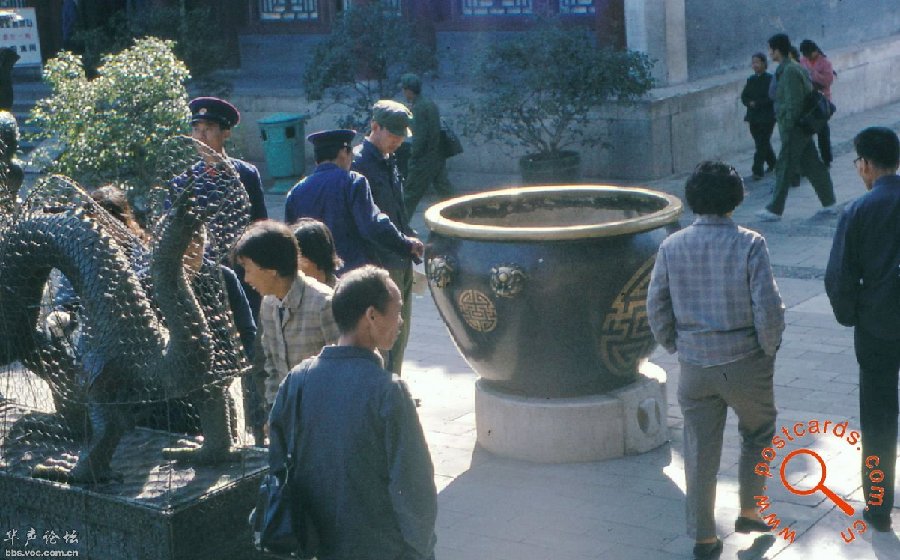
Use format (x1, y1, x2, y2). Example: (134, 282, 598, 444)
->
(50, 40, 897, 558)
(648, 123, 900, 558)
(741, 33, 838, 222)
(169, 79, 448, 559)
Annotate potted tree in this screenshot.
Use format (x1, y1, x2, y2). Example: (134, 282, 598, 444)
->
(303, 0, 435, 131)
(461, 19, 654, 184)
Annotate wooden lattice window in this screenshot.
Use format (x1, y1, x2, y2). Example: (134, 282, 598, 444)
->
(258, 0, 319, 21)
(558, 0, 595, 15)
(462, 0, 533, 16)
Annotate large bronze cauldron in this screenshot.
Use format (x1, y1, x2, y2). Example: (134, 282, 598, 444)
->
(424, 186, 682, 398)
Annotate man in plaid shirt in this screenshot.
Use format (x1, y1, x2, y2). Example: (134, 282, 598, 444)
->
(233, 221, 340, 406)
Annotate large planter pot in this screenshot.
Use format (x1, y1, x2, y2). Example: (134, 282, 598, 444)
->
(518, 150, 581, 185)
(424, 185, 682, 399)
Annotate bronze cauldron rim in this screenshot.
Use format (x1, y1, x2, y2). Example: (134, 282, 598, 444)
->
(423, 185, 683, 241)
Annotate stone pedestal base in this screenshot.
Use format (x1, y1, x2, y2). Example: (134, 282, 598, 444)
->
(0, 401, 269, 560)
(475, 362, 668, 463)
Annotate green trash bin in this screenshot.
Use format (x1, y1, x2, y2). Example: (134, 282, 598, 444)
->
(258, 112, 308, 194)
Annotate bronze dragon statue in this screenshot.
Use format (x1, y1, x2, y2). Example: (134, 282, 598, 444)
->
(0, 118, 251, 483)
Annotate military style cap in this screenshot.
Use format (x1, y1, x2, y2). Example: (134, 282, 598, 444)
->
(306, 129, 357, 149)
(399, 73, 422, 92)
(189, 97, 240, 129)
(372, 100, 412, 137)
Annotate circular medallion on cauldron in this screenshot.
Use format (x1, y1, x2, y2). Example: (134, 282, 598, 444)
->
(598, 256, 658, 376)
(457, 289, 497, 332)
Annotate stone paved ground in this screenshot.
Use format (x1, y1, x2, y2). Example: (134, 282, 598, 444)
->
(263, 101, 900, 559)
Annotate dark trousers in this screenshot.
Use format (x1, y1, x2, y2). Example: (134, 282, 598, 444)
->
(749, 121, 776, 176)
(404, 155, 452, 216)
(815, 122, 833, 165)
(767, 127, 835, 216)
(855, 328, 900, 520)
(387, 265, 413, 376)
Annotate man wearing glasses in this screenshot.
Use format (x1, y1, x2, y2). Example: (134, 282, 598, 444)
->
(826, 126, 900, 533)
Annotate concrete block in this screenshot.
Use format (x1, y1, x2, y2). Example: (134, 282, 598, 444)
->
(475, 363, 668, 463)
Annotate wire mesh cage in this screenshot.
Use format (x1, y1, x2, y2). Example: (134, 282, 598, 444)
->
(0, 129, 267, 513)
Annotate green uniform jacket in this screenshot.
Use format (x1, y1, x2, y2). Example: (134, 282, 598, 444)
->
(410, 95, 441, 162)
(774, 58, 812, 132)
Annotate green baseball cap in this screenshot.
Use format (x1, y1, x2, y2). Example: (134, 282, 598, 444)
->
(372, 100, 412, 137)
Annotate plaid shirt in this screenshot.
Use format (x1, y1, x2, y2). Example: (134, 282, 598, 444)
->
(260, 273, 340, 403)
(647, 215, 785, 366)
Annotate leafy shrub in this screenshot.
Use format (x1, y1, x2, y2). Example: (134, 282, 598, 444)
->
(29, 37, 191, 209)
(460, 19, 654, 157)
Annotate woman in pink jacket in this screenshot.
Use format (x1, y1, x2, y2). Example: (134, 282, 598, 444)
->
(800, 40, 836, 166)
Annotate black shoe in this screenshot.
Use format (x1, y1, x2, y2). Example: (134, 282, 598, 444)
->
(693, 538, 723, 559)
(735, 516, 771, 533)
(863, 509, 892, 532)
(790, 177, 802, 187)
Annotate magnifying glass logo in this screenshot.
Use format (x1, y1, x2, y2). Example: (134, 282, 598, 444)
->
(779, 448, 855, 516)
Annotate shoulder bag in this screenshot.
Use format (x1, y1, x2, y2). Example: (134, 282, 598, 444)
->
(249, 363, 319, 558)
(439, 118, 464, 159)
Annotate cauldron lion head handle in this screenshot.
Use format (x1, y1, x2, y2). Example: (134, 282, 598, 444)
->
(491, 264, 526, 298)
(427, 255, 456, 289)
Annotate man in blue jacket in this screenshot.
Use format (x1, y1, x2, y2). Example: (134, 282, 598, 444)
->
(284, 128, 424, 275)
(352, 100, 417, 374)
(268, 266, 437, 560)
(826, 126, 900, 533)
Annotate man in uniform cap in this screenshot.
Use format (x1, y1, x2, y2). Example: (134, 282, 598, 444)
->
(284, 127, 424, 280)
(400, 73, 453, 215)
(351, 100, 417, 375)
(168, 96, 269, 444)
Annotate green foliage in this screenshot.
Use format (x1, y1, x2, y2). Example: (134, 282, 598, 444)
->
(29, 38, 191, 202)
(303, 1, 436, 131)
(74, 7, 229, 78)
(460, 19, 654, 157)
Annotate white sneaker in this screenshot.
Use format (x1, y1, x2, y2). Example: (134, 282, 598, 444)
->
(755, 209, 782, 222)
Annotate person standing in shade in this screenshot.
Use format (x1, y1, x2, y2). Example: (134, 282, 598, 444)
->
(400, 73, 452, 215)
(741, 53, 777, 180)
(799, 39, 836, 167)
(648, 162, 785, 559)
(755, 33, 836, 222)
(352, 100, 417, 375)
(284, 128, 424, 277)
(268, 266, 437, 560)
(825, 127, 900, 533)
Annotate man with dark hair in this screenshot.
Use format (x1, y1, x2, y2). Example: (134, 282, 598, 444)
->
(352, 100, 419, 375)
(268, 265, 437, 560)
(233, 220, 339, 406)
(400, 73, 453, 215)
(826, 126, 900, 533)
(756, 33, 836, 222)
(649, 161, 784, 559)
(284, 128, 424, 275)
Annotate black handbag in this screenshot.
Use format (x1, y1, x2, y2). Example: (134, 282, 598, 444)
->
(796, 90, 834, 135)
(439, 119, 464, 158)
(249, 366, 319, 558)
